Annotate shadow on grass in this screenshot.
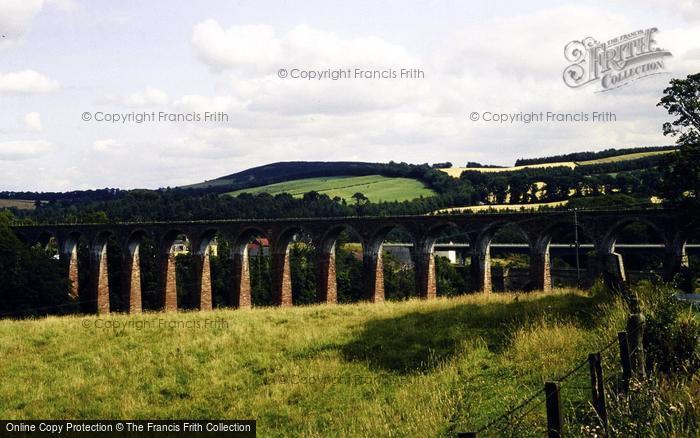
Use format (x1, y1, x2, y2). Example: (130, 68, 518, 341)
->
(342, 293, 603, 374)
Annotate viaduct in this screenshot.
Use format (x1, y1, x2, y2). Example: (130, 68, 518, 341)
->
(9, 209, 697, 314)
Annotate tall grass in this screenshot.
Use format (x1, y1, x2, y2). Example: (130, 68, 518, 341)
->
(0, 288, 646, 436)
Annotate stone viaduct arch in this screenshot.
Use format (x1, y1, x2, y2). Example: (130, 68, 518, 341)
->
(10, 209, 688, 315)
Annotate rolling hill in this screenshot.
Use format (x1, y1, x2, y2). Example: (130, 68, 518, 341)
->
(225, 175, 435, 202)
(440, 148, 675, 177)
(165, 145, 677, 208)
(182, 161, 390, 191)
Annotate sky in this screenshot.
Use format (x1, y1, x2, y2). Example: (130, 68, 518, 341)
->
(0, 0, 699, 191)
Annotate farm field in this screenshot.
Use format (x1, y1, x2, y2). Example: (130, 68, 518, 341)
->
(575, 149, 674, 165)
(438, 162, 577, 177)
(437, 200, 569, 213)
(226, 175, 435, 202)
(0, 199, 36, 210)
(0, 289, 625, 435)
(439, 149, 676, 177)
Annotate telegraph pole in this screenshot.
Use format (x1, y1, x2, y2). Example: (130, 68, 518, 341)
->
(573, 208, 581, 287)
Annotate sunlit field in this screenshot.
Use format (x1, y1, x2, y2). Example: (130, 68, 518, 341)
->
(226, 175, 435, 203)
(0, 289, 633, 436)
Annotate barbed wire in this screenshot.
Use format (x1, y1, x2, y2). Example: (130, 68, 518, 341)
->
(474, 326, 630, 434)
(475, 387, 546, 434)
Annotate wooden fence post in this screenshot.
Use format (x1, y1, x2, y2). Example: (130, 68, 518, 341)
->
(545, 381, 563, 438)
(626, 295, 646, 378)
(588, 352, 608, 435)
(618, 331, 632, 392)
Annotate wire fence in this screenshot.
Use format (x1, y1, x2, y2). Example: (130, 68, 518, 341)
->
(468, 322, 640, 437)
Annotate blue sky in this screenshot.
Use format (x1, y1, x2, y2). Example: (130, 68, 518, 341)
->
(0, 0, 698, 191)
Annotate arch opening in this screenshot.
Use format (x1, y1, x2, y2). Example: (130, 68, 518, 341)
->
(159, 230, 194, 311)
(541, 222, 596, 289)
(478, 222, 531, 292)
(271, 226, 316, 307)
(607, 220, 665, 284)
(232, 228, 271, 307)
(66, 232, 92, 311)
(680, 227, 700, 293)
(318, 225, 365, 304)
(200, 231, 230, 309)
(426, 223, 472, 297)
(371, 225, 416, 301)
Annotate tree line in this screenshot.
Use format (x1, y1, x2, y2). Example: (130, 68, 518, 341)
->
(514, 145, 676, 166)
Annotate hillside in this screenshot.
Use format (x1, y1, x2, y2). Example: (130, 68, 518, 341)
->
(1, 146, 677, 220)
(226, 175, 435, 202)
(182, 161, 390, 191)
(440, 148, 675, 177)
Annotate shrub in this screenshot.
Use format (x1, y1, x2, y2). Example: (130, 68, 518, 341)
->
(637, 282, 700, 375)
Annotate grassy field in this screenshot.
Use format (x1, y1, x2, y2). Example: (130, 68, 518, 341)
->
(440, 149, 676, 177)
(439, 162, 576, 177)
(437, 200, 568, 213)
(226, 175, 435, 202)
(0, 289, 633, 435)
(575, 149, 674, 165)
(0, 199, 36, 210)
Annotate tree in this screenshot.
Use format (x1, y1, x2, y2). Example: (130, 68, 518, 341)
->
(658, 73, 700, 205)
(0, 211, 75, 317)
(351, 192, 369, 205)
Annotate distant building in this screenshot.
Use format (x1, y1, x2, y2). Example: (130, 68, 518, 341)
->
(248, 238, 269, 257)
(171, 239, 218, 256)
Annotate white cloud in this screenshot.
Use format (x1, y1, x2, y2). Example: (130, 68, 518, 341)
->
(23, 112, 42, 132)
(172, 94, 242, 113)
(0, 70, 60, 94)
(124, 87, 169, 106)
(178, 7, 690, 176)
(100, 87, 169, 107)
(3, 3, 699, 190)
(192, 21, 280, 73)
(0, 0, 44, 48)
(191, 21, 417, 74)
(630, 0, 700, 23)
(0, 139, 53, 160)
(45, 0, 77, 12)
(93, 139, 119, 151)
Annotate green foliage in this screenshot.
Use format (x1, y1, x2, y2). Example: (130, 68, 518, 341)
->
(335, 245, 364, 303)
(515, 145, 676, 166)
(435, 256, 471, 296)
(0, 210, 14, 227)
(661, 136, 700, 205)
(460, 164, 663, 206)
(603, 377, 699, 437)
(382, 252, 416, 300)
(636, 282, 700, 375)
(658, 73, 700, 206)
(0, 216, 75, 317)
(290, 244, 317, 305)
(658, 72, 700, 138)
(250, 252, 272, 306)
(567, 193, 647, 210)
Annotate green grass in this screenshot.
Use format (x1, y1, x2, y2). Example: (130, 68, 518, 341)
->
(225, 175, 435, 202)
(0, 289, 632, 435)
